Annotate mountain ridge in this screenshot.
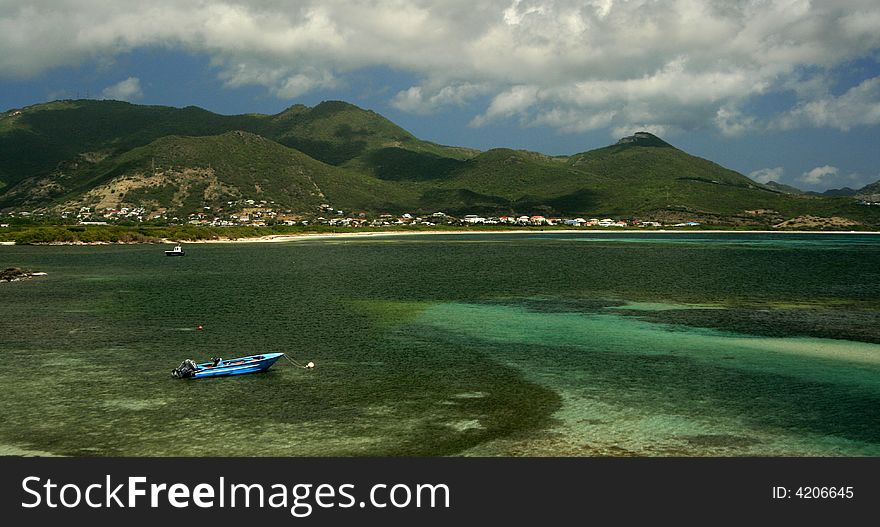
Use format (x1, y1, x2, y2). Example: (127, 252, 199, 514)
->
(614, 132, 675, 148)
(1, 99, 878, 225)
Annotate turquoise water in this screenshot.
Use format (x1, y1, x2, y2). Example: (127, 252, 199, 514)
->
(1, 232, 879, 456)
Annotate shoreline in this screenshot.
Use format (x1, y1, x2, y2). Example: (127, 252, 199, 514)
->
(3, 228, 880, 247)
(179, 228, 880, 244)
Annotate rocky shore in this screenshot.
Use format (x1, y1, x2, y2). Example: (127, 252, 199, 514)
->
(0, 267, 47, 282)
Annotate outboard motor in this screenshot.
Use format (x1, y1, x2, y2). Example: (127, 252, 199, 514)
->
(171, 359, 198, 379)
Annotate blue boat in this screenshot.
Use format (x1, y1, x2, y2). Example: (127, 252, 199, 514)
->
(171, 352, 284, 379)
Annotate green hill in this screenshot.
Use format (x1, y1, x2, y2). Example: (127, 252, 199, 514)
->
(109, 132, 417, 213)
(0, 99, 474, 206)
(1, 130, 416, 214)
(856, 180, 880, 202)
(558, 134, 874, 221)
(1, 101, 878, 226)
(265, 101, 477, 167)
(421, 149, 600, 214)
(0, 100, 261, 189)
(764, 181, 805, 195)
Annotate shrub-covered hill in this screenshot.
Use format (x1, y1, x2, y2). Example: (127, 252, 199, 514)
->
(1, 100, 878, 225)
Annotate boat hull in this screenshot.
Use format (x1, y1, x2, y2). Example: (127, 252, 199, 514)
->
(188, 353, 284, 379)
(165, 244, 185, 256)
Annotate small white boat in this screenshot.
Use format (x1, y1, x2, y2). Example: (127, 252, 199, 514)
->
(164, 244, 185, 257)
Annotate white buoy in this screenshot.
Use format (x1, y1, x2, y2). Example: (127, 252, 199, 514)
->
(282, 353, 314, 369)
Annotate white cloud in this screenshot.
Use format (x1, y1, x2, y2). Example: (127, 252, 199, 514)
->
(2, 1, 880, 135)
(748, 167, 785, 184)
(774, 77, 880, 131)
(715, 105, 757, 137)
(391, 82, 491, 114)
(470, 85, 540, 127)
(101, 77, 143, 102)
(800, 165, 839, 186)
(795, 165, 879, 190)
(534, 108, 618, 134)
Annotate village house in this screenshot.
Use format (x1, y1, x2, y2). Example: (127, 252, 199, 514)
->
(529, 215, 548, 225)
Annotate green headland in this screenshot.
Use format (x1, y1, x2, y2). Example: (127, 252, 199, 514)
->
(1, 100, 878, 244)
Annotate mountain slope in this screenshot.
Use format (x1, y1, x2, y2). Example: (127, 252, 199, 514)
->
(2, 130, 416, 214)
(856, 180, 880, 201)
(0, 99, 477, 191)
(0, 100, 262, 189)
(413, 132, 784, 217)
(1, 101, 878, 226)
(266, 101, 477, 167)
(764, 181, 805, 195)
(420, 148, 603, 214)
(563, 134, 807, 216)
(817, 187, 858, 197)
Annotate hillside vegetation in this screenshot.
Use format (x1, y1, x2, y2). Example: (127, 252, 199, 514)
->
(1, 99, 878, 226)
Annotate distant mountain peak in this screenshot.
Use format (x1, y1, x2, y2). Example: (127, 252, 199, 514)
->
(764, 180, 805, 195)
(856, 180, 880, 202)
(821, 187, 857, 197)
(615, 132, 674, 148)
(277, 103, 308, 114)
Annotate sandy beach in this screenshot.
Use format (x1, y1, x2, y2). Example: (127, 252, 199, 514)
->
(178, 228, 880, 244)
(2, 229, 878, 247)
(183, 229, 569, 243)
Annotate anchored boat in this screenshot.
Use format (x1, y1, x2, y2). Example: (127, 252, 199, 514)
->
(165, 244, 185, 257)
(172, 352, 284, 379)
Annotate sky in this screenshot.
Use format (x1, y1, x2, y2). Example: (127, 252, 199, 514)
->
(1, 0, 879, 191)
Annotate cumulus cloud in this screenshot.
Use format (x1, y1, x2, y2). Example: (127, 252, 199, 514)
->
(219, 66, 337, 99)
(715, 105, 757, 137)
(470, 85, 540, 127)
(391, 82, 491, 114)
(748, 167, 785, 185)
(800, 165, 840, 186)
(2, 0, 880, 136)
(101, 77, 143, 102)
(797, 165, 879, 190)
(773, 77, 880, 131)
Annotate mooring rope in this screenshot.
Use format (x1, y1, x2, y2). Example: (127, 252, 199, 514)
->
(283, 353, 315, 369)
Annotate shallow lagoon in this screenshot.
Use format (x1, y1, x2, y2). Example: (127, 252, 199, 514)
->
(1, 232, 879, 456)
